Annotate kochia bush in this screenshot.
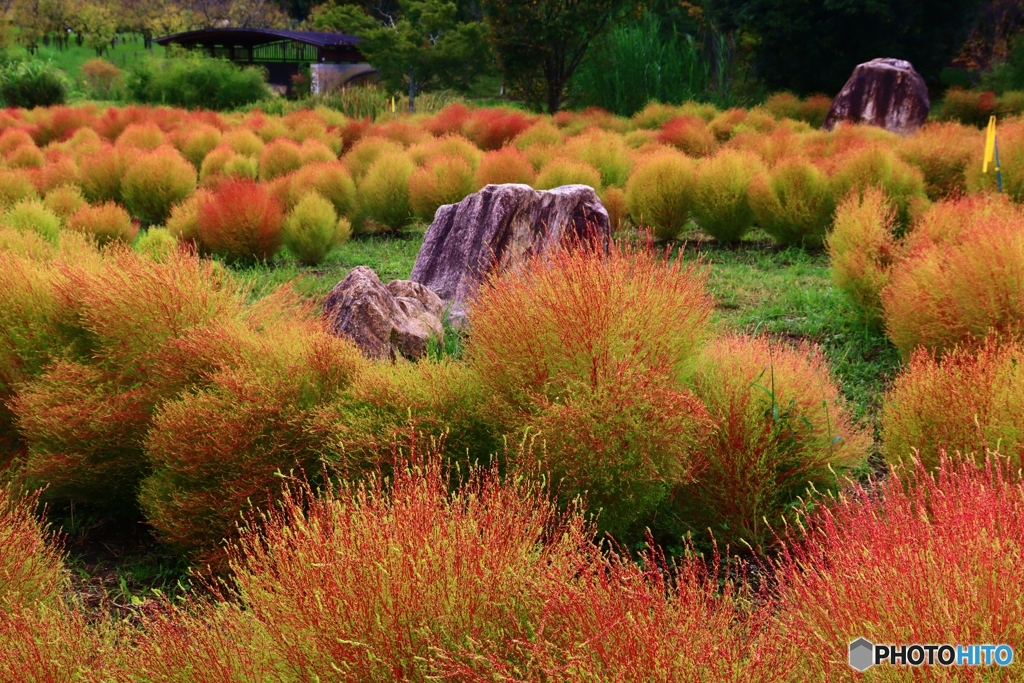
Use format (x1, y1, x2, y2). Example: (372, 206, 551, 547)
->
(476, 147, 536, 187)
(66, 202, 137, 246)
(121, 146, 198, 225)
(748, 156, 835, 248)
(283, 191, 345, 265)
(197, 180, 285, 262)
(882, 339, 1024, 472)
(827, 188, 899, 326)
(773, 456, 1024, 680)
(691, 149, 765, 244)
(409, 154, 476, 221)
(673, 334, 870, 553)
(625, 152, 697, 240)
(355, 152, 414, 233)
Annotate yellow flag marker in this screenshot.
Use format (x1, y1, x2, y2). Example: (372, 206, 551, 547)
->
(391, 96, 396, 114)
(984, 115, 997, 173)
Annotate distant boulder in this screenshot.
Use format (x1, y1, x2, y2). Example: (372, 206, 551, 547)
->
(823, 58, 930, 134)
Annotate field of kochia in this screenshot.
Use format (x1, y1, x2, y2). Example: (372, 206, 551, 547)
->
(1, 98, 1023, 680)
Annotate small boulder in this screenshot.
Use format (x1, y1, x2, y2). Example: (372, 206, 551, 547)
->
(823, 58, 930, 134)
(409, 183, 610, 324)
(323, 266, 444, 360)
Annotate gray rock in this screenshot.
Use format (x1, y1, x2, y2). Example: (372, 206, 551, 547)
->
(323, 266, 444, 361)
(410, 183, 610, 325)
(823, 58, 930, 134)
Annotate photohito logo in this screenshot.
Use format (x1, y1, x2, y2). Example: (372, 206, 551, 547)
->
(849, 639, 1014, 672)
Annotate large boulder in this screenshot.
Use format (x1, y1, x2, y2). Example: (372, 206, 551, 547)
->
(409, 183, 610, 324)
(323, 266, 444, 361)
(823, 58, 930, 134)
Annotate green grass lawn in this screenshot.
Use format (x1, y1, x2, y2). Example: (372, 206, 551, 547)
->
(29, 33, 165, 84)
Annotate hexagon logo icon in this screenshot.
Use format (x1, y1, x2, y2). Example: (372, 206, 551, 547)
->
(849, 638, 875, 672)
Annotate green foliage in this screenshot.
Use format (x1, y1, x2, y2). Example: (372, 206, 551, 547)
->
(482, 0, 635, 112)
(355, 152, 415, 233)
(569, 13, 711, 117)
(127, 55, 269, 111)
(3, 199, 61, 245)
(709, 0, 985, 94)
(691, 150, 765, 244)
(284, 192, 344, 265)
(322, 0, 492, 112)
(121, 148, 198, 226)
(748, 157, 835, 248)
(624, 152, 696, 241)
(0, 60, 69, 108)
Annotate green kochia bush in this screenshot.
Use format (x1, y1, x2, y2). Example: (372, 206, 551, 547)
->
(127, 55, 269, 111)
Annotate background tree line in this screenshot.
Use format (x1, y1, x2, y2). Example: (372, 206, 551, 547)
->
(3, 0, 1024, 112)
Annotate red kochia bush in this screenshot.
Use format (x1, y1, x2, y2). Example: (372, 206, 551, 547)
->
(467, 244, 714, 538)
(462, 108, 535, 150)
(0, 487, 65, 607)
(139, 318, 365, 558)
(475, 146, 536, 187)
(129, 450, 788, 682)
(197, 180, 285, 262)
(773, 455, 1024, 680)
(676, 334, 870, 553)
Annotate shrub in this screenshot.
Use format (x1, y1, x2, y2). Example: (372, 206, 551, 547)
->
(0, 61, 69, 108)
(286, 162, 357, 217)
(0, 128, 35, 155)
(121, 147, 197, 225)
(0, 168, 38, 208)
(66, 202, 137, 246)
(657, 116, 717, 156)
(175, 124, 222, 169)
(601, 185, 627, 233)
(198, 146, 238, 186)
(691, 149, 765, 244)
(565, 129, 633, 187)
(3, 199, 61, 244)
(476, 147, 535, 186)
(131, 450, 597, 679)
(135, 227, 179, 262)
(6, 143, 44, 168)
(166, 189, 211, 246)
(258, 138, 303, 181)
(197, 180, 285, 262)
(938, 87, 995, 127)
(763, 92, 802, 120)
(341, 136, 403, 182)
(881, 339, 1024, 471)
(829, 145, 929, 229)
(468, 244, 716, 532)
(31, 155, 79, 194)
(882, 204, 1024, 357)
(796, 95, 832, 127)
(467, 243, 712, 416)
(408, 134, 482, 170)
(298, 138, 337, 166)
(536, 158, 598, 192)
(773, 455, 1024, 681)
(13, 250, 248, 510)
(409, 155, 476, 221)
(748, 156, 835, 248)
(423, 102, 474, 135)
(0, 602, 118, 681)
(463, 108, 535, 150)
(139, 319, 365, 558)
(512, 120, 565, 150)
(80, 58, 122, 99)
(355, 152, 414, 233)
(116, 122, 166, 151)
(221, 128, 264, 157)
(898, 122, 977, 200)
(672, 334, 869, 553)
(827, 188, 899, 326)
(127, 55, 268, 111)
(78, 145, 136, 203)
(43, 185, 86, 221)
(0, 488, 65, 607)
(283, 191, 344, 265)
(624, 152, 696, 240)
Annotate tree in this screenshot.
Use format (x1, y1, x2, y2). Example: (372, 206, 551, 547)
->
(707, 0, 986, 95)
(313, 0, 492, 111)
(481, 0, 635, 112)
